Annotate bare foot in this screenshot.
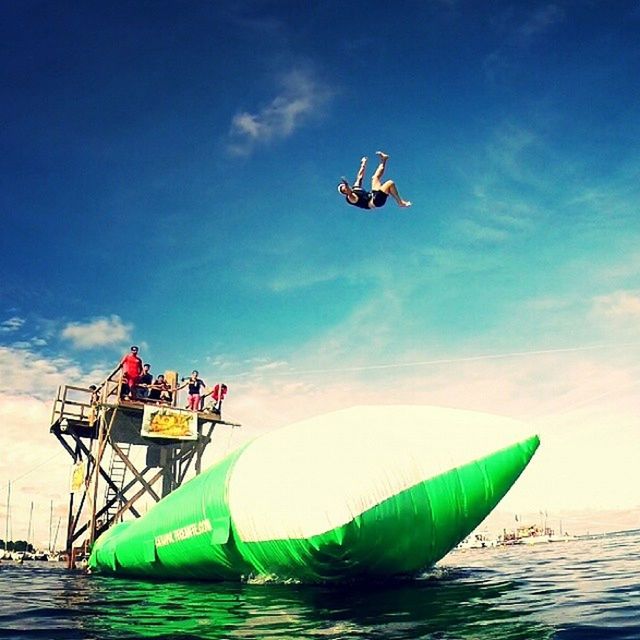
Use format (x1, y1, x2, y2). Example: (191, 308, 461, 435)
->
(376, 151, 389, 161)
(399, 200, 412, 207)
(360, 156, 368, 164)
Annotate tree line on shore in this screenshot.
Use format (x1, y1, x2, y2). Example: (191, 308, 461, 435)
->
(0, 539, 35, 553)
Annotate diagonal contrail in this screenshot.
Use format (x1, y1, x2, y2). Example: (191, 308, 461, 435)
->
(230, 342, 639, 379)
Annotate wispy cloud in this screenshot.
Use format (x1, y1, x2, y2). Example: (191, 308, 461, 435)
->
(592, 290, 640, 321)
(449, 122, 544, 244)
(484, 4, 565, 81)
(485, 123, 543, 185)
(454, 219, 510, 243)
(227, 68, 333, 156)
(60, 315, 133, 350)
(1, 316, 25, 332)
(517, 4, 565, 43)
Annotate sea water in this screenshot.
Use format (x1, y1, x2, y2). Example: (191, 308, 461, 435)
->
(0, 530, 638, 639)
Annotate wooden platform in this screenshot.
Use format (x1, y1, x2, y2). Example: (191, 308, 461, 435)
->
(50, 398, 236, 445)
(49, 375, 240, 564)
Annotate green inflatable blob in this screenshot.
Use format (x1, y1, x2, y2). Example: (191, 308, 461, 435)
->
(89, 406, 540, 582)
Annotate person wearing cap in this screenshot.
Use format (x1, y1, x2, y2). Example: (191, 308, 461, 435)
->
(337, 151, 412, 211)
(119, 345, 143, 401)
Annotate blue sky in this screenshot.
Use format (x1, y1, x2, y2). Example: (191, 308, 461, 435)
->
(1, 1, 640, 539)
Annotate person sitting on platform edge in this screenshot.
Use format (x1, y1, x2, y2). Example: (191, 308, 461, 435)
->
(177, 370, 206, 411)
(119, 345, 143, 401)
(138, 363, 153, 399)
(148, 374, 172, 404)
(203, 383, 228, 414)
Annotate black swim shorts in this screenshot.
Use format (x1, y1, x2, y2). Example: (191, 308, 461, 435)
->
(371, 190, 388, 208)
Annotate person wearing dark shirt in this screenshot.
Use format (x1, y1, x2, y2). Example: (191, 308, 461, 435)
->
(337, 152, 412, 211)
(148, 374, 172, 403)
(138, 363, 153, 399)
(178, 370, 206, 411)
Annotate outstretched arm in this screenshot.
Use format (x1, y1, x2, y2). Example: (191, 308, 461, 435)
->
(353, 156, 367, 188)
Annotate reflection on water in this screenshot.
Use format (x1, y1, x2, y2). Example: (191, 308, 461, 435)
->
(78, 568, 552, 640)
(0, 532, 638, 639)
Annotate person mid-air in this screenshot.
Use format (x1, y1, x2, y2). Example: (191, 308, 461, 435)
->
(337, 151, 412, 211)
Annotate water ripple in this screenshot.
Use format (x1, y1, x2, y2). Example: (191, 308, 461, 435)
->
(0, 531, 638, 639)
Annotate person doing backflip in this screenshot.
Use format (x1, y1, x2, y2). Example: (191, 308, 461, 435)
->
(337, 151, 412, 211)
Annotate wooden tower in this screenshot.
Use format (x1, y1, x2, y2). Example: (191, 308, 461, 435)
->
(49, 365, 237, 568)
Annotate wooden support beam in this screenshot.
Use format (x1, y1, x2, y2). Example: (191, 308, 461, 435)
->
(110, 440, 162, 503)
(111, 467, 166, 524)
(52, 376, 226, 554)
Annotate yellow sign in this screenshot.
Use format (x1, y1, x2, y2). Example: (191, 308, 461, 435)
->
(70, 460, 87, 493)
(141, 405, 198, 440)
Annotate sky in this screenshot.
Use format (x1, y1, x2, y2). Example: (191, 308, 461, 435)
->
(1, 0, 639, 545)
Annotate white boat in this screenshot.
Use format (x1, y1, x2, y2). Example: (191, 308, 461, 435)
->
(457, 532, 499, 549)
(520, 534, 552, 545)
(549, 534, 576, 542)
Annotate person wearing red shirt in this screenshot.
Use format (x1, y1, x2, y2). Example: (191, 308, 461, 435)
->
(120, 345, 143, 400)
(204, 383, 228, 413)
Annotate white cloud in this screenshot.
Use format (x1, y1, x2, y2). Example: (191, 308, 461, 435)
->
(1, 335, 638, 548)
(1, 316, 25, 332)
(227, 68, 333, 156)
(60, 315, 133, 350)
(0, 346, 81, 398)
(592, 290, 640, 320)
(0, 344, 112, 401)
(0, 394, 69, 548)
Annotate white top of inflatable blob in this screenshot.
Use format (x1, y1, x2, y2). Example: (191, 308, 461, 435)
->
(227, 405, 536, 542)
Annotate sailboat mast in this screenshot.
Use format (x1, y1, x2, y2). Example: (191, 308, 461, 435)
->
(27, 501, 34, 545)
(5, 482, 10, 544)
(52, 517, 61, 552)
(49, 500, 53, 552)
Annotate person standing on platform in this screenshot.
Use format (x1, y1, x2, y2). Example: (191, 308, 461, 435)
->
(119, 345, 143, 401)
(178, 370, 206, 411)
